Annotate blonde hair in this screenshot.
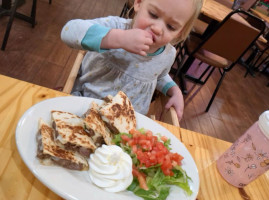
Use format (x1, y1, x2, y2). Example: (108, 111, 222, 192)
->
(171, 0, 203, 45)
(129, 0, 203, 45)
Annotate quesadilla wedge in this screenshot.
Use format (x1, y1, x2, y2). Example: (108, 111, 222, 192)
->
(99, 91, 137, 134)
(84, 102, 112, 146)
(51, 110, 96, 158)
(36, 119, 89, 171)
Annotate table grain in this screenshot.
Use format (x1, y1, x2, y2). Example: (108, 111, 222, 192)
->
(201, 0, 267, 43)
(251, 8, 269, 24)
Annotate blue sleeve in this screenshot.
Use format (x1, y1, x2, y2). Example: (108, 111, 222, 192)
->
(156, 74, 177, 96)
(162, 81, 177, 95)
(81, 24, 111, 52)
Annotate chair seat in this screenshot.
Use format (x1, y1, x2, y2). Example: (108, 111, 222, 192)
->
(195, 50, 231, 68)
(186, 35, 231, 68)
(255, 40, 269, 53)
(250, 40, 269, 71)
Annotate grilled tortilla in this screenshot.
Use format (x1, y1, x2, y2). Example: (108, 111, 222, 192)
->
(36, 119, 89, 171)
(99, 91, 136, 134)
(51, 110, 96, 157)
(84, 102, 112, 146)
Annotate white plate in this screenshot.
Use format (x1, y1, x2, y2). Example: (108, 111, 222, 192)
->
(16, 96, 199, 200)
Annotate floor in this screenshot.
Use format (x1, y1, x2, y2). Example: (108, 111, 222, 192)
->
(0, 0, 268, 143)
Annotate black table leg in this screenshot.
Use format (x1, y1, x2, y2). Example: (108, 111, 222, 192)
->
(1, 0, 19, 50)
(1, 0, 37, 50)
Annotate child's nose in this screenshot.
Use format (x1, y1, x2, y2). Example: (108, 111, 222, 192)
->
(151, 24, 163, 36)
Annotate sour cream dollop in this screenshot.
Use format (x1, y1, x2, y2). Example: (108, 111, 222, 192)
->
(88, 144, 133, 192)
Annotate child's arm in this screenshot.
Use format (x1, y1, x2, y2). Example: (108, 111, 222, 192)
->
(61, 16, 152, 56)
(101, 29, 153, 56)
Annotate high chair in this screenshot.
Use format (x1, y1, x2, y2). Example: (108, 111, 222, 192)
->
(62, 50, 180, 127)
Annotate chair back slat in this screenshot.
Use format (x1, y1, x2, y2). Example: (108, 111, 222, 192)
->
(202, 17, 260, 62)
(192, 9, 265, 65)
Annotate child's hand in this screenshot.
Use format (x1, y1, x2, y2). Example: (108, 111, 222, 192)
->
(165, 86, 184, 121)
(121, 29, 153, 56)
(101, 29, 153, 56)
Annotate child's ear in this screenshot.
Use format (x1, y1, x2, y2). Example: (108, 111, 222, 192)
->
(134, 0, 143, 12)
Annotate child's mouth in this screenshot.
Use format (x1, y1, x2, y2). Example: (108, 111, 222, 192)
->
(152, 36, 156, 43)
(151, 34, 156, 43)
(148, 31, 156, 43)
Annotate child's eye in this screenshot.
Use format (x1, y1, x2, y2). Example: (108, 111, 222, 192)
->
(149, 11, 158, 19)
(167, 24, 176, 31)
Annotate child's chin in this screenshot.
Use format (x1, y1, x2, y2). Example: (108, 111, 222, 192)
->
(147, 47, 159, 54)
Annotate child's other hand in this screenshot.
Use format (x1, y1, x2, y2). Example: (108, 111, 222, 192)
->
(121, 29, 153, 56)
(165, 86, 184, 121)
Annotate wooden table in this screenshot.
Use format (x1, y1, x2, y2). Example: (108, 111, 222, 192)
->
(201, 0, 255, 22)
(1, 74, 269, 199)
(200, 0, 267, 43)
(251, 8, 269, 24)
(201, 0, 234, 22)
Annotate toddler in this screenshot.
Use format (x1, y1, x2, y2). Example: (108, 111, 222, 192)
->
(61, 0, 202, 120)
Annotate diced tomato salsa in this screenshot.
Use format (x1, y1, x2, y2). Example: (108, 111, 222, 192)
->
(121, 129, 184, 176)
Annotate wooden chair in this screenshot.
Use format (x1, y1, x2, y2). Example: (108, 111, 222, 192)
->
(62, 50, 86, 94)
(173, 9, 265, 112)
(63, 50, 180, 127)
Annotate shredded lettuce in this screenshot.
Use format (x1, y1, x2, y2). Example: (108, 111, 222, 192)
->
(163, 138, 171, 150)
(113, 130, 193, 200)
(128, 168, 170, 200)
(112, 132, 132, 146)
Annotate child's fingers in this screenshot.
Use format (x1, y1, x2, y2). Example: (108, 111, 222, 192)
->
(144, 30, 152, 37)
(144, 37, 153, 45)
(142, 44, 150, 51)
(139, 51, 147, 56)
(165, 100, 173, 109)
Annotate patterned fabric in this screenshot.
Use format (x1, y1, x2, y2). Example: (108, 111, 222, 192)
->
(61, 16, 177, 114)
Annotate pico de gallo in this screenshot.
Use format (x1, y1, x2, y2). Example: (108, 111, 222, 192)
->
(113, 128, 192, 200)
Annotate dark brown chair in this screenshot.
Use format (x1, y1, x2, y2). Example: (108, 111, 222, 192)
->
(173, 9, 265, 112)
